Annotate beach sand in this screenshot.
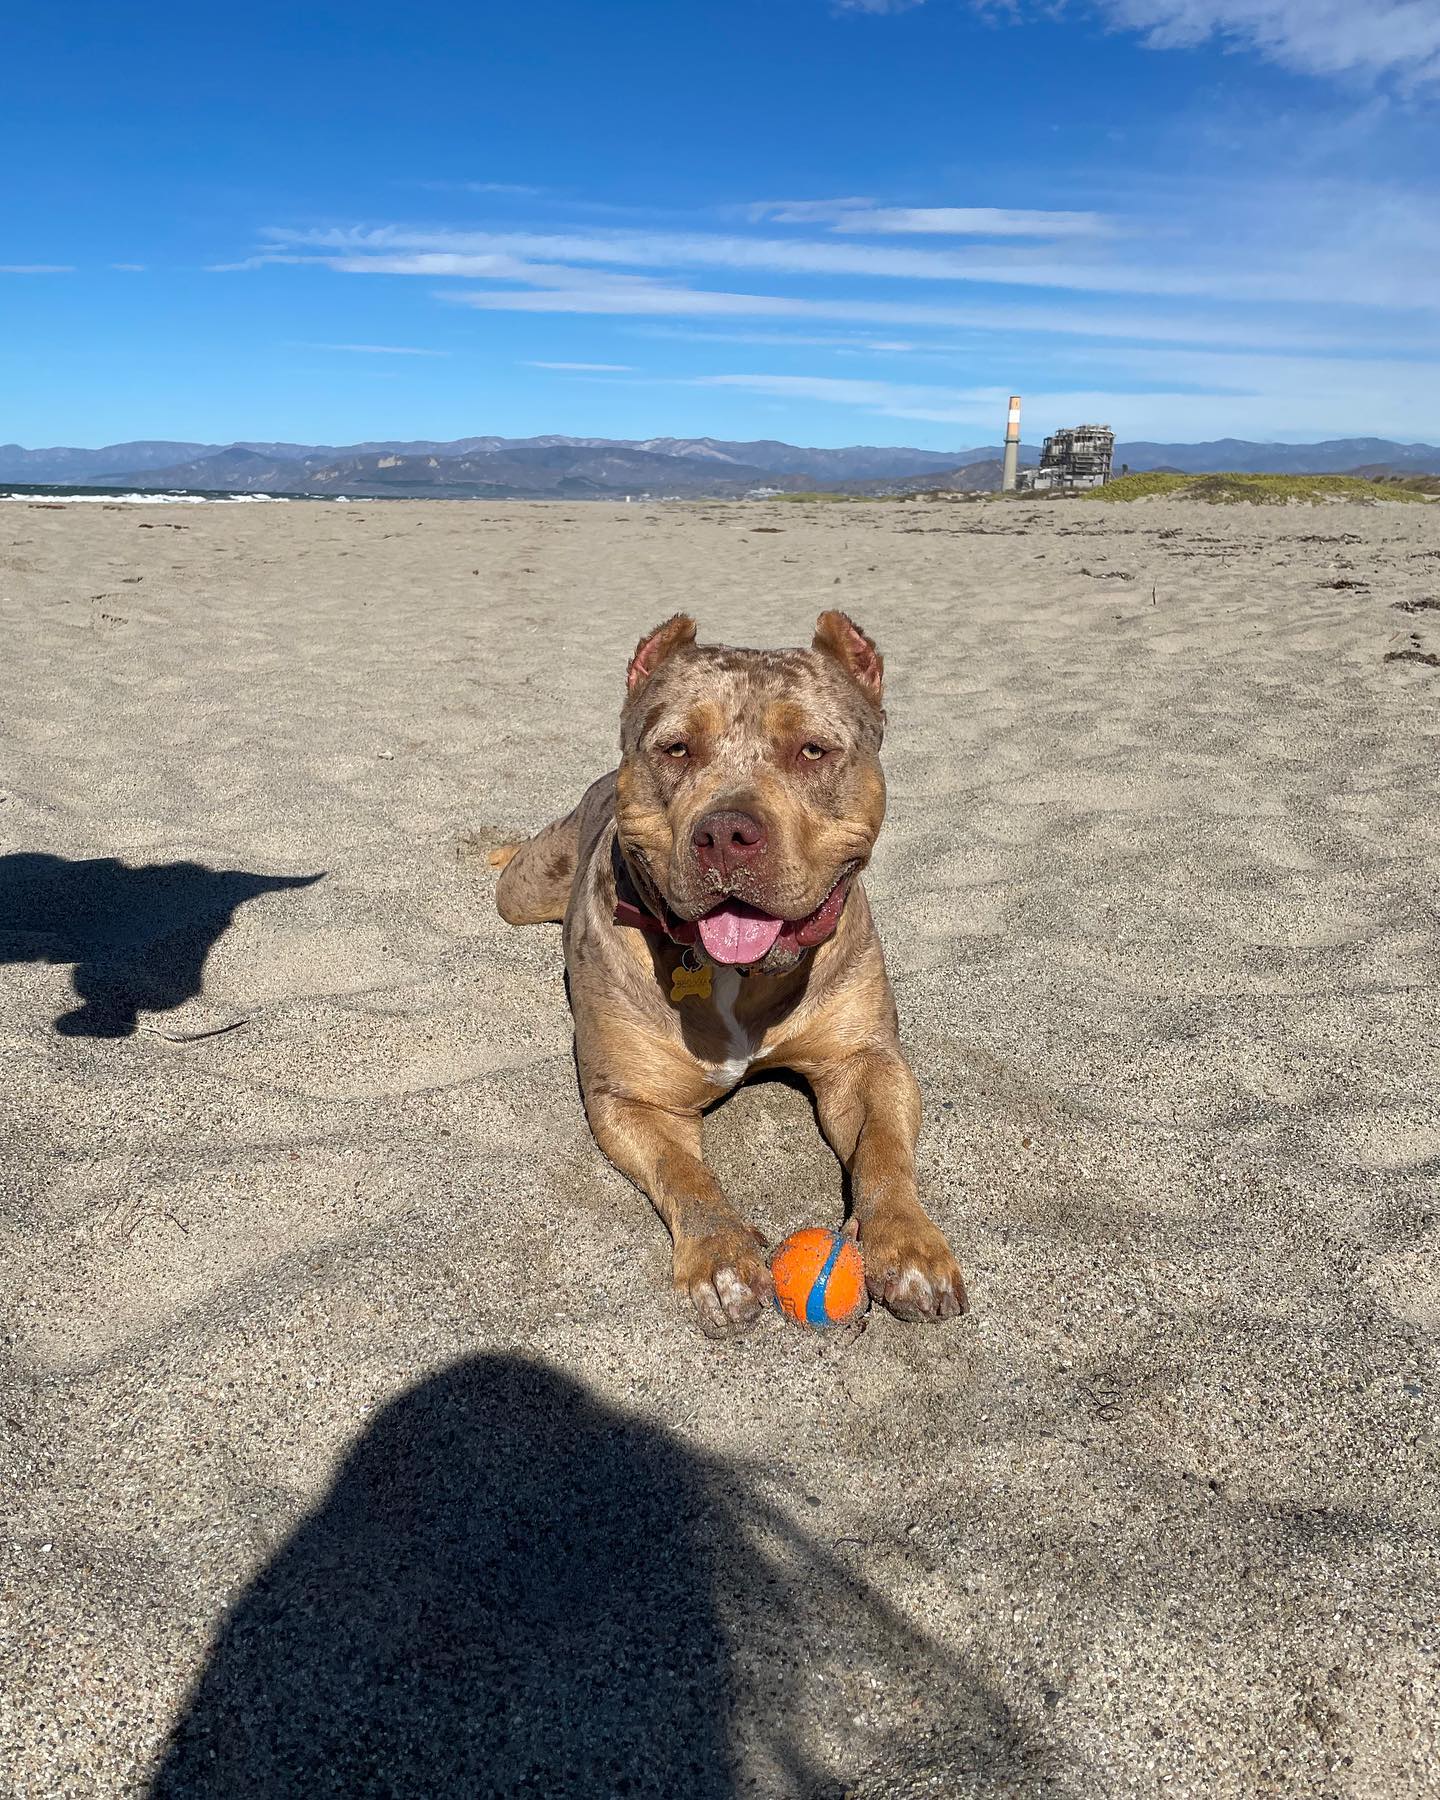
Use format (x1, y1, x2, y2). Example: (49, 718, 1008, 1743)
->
(2, 494, 1438, 1796)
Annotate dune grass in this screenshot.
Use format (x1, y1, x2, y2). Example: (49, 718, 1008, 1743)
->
(773, 490, 886, 503)
(1370, 474, 1440, 497)
(1086, 472, 1430, 505)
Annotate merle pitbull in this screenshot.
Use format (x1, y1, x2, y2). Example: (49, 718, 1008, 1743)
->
(492, 611, 966, 1337)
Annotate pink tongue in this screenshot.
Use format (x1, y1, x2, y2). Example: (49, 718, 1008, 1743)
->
(697, 904, 785, 966)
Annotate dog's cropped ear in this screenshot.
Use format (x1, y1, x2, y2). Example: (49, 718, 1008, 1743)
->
(627, 613, 697, 692)
(812, 610, 883, 703)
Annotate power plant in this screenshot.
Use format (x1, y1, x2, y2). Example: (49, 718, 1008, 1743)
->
(1024, 423, 1116, 492)
(1002, 396, 1116, 494)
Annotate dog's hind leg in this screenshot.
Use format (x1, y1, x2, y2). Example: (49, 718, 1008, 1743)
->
(491, 809, 582, 925)
(492, 770, 618, 925)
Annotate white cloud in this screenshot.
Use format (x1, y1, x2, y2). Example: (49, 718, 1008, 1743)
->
(640, 326, 926, 351)
(0, 264, 74, 274)
(982, 1, 1440, 84)
(109, 262, 147, 272)
(843, 206, 1117, 237)
(443, 271, 821, 318)
(450, 181, 544, 195)
(697, 372, 997, 410)
(242, 178, 1440, 433)
(750, 199, 1117, 237)
(1107, 0, 1440, 82)
(745, 198, 877, 222)
(263, 212, 1440, 311)
(241, 235, 1432, 354)
(692, 371, 1146, 426)
(691, 362, 1440, 439)
(408, 179, 548, 198)
(291, 223, 1137, 291)
(302, 341, 449, 355)
(834, 0, 925, 12)
(432, 267, 1421, 356)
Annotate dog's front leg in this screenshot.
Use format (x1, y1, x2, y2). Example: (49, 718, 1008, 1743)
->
(809, 1052, 967, 1322)
(585, 1091, 774, 1337)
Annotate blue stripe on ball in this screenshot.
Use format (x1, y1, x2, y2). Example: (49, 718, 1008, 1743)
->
(804, 1231, 847, 1328)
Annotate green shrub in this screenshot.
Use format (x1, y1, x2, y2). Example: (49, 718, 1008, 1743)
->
(1086, 472, 1429, 505)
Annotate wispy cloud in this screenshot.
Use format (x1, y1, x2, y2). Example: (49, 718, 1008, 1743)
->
(260, 209, 1440, 310)
(109, 262, 147, 272)
(1108, 0, 1440, 83)
(978, 1, 1440, 86)
(299, 341, 450, 355)
(692, 359, 1440, 437)
(749, 199, 1118, 237)
(834, 0, 925, 12)
(640, 326, 927, 352)
(744, 197, 875, 219)
(433, 269, 1419, 356)
(412, 179, 546, 196)
(237, 230, 1440, 353)
(694, 371, 1130, 423)
(271, 223, 1143, 290)
(236, 166, 1440, 439)
(1, 264, 75, 274)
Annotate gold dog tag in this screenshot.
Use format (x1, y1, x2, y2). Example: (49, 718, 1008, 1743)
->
(670, 957, 712, 1004)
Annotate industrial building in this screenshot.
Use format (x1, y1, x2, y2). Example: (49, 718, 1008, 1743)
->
(1000, 397, 1115, 494)
(1019, 423, 1116, 493)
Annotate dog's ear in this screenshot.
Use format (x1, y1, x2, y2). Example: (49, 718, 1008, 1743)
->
(812, 610, 883, 703)
(627, 613, 697, 692)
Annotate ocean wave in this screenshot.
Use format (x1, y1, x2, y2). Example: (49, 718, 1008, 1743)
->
(1, 491, 294, 505)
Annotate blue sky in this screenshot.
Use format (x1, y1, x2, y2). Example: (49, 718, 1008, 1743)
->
(4, 0, 1439, 449)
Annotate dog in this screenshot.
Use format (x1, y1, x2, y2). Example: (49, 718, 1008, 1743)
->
(491, 611, 966, 1337)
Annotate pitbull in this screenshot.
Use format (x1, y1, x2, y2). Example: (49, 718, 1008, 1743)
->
(491, 611, 966, 1337)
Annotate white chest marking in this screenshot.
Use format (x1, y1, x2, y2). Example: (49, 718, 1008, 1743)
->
(704, 966, 754, 1088)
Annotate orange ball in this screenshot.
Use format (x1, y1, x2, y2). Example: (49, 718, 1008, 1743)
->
(771, 1227, 869, 1329)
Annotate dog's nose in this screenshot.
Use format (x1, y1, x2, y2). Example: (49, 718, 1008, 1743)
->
(692, 809, 768, 878)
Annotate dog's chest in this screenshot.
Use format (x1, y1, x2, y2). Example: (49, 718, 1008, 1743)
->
(701, 966, 755, 1089)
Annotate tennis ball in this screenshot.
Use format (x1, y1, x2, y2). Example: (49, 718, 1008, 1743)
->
(771, 1227, 869, 1329)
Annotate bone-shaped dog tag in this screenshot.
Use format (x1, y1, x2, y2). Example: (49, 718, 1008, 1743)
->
(670, 960, 712, 1003)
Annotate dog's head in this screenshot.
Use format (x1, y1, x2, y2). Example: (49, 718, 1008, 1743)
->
(615, 611, 887, 973)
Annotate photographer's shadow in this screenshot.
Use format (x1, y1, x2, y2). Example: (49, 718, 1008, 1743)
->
(150, 1357, 740, 1798)
(0, 852, 322, 1037)
(148, 1356, 1032, 1798)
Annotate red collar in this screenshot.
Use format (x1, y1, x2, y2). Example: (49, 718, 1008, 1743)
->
(611, 840, 700, 945)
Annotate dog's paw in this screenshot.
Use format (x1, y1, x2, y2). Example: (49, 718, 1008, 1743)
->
(674, 1226, 774, 1338)
(851, 1211, 967, 1322)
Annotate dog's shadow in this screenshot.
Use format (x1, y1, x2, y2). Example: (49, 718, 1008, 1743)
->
(147, 1355, 1036, 1798)
(0, 852, 323, 1037)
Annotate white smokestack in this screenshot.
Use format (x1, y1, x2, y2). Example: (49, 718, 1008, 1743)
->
(1002, 395, 1021, 493)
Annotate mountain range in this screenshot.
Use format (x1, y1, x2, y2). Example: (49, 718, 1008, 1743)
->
(3, 434, 1439, 499)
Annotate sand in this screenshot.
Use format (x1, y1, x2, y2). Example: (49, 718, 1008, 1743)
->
(1, 493, 1438, 1797)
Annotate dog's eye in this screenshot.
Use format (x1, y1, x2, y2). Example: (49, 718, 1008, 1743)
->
(663, 742, 689, 760)
(800, 743, 826, 762)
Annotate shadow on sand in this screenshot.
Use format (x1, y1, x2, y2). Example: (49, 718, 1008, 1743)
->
(0, 852, 322, 1037)
(148, 1355, 1037, 1798)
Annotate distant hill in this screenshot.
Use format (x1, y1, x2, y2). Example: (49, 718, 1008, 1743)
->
(92, 442, 828, 499)
(1110, 438, 1440, 476)
(626, 438, 994, 479)
(840, 457, 1021, 496)
(0, 440, 217, 482)
(4, 433, 1438, 498)
(0, 434, 996, 490)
